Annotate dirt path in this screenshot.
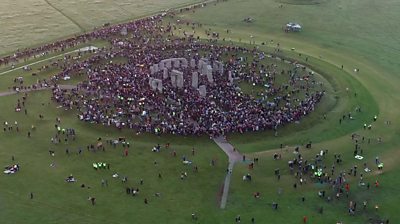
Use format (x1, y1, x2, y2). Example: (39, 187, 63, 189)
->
(0, 84, 76, 97)
(213, 136, 242, 209)
(0, 46, 97, 76)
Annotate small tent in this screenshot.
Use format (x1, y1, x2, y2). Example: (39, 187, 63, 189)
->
(286, 23, 302, 32)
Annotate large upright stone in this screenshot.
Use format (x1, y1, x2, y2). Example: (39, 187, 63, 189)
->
(165, 59, 172, 69)
(149, 77, 154, 87)
(120, 26, 128, 36)
(212, 62, 219, 73)
(216, 61, 224, 74)
(200, 58, 209, 64)
(176, 72, 184, 88)
(170, 70, 183, 88)
(150, 65, 155, 75)
(156, 79, 163, 93)
(153, 64, 159, 73)
(159, 61, 165, 70)
(198, 85, 207, 97)
(190, 59, 196, 68)
(228, 71, 234, 84)
(163, 68, 169, 79)
(173, 59, 180, 68)
(198, 59, 205, 72)
(150, 79, 158, 91)
(181, 58, 188, 68)
(191, 72, 199, 88)
(201, 63, 208, 75)
(206, 65, 213, 83)
(170, 73, 177, 87)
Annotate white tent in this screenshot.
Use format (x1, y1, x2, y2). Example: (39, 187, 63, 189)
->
(286, 23, 302, 32)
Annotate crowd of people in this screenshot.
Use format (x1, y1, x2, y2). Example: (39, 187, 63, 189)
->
(0, 3, 324, 137)
(0, 2, 391, 223)
(46, 15, 324, 136)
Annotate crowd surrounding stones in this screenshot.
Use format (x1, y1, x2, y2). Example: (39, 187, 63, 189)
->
(0, 2, 391, 223)
(41, 16, 324, 136)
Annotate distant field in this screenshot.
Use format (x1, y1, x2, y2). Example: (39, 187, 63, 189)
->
(0, 0, 200, 55)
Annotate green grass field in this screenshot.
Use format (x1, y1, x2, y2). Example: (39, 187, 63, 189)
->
(0, 0, 201, 55)
(1, 0, 400, 223)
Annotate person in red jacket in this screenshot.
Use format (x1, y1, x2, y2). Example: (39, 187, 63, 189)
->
(345, 183, 350, 192)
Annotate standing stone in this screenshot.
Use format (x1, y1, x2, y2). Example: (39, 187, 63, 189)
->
(149, 77, 154, 87)
(198, 85, 207, 97)
(191, 72, 199, 88)
(120, 26, 128, 36)
(163, 68, 169, 79)
(153, 64, 159, 73)
(181, 58, 188, 68)
(173, 59, 180, 68)
(165, 59, 172, 69)
(159, 61, 165, 70)
(151, 79, 158, 91)
(190, 59, 196, 68)
(198, 59, 205, 72)
(176, 72, 184, 88)
(216, 61, 224, 74)
(228, 71, 234, 84)
(150, 65, 155, 75)
(201, 64, 207, 75)
(206, 65, 213, 83)
(170, 70, 183, 88)
(156, 79, 163, 93)
(170, 73, 177, 87)
(212, 62, 219, 73)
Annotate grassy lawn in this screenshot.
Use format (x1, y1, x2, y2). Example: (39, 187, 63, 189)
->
(0, 0, 399, 223)
(0, 91, 227, 224)
(0, 0, 205, 55)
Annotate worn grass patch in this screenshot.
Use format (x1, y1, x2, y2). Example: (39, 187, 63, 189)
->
(276, 0, 326, 5)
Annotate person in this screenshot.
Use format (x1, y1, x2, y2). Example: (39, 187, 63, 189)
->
(235, 215, 241, 223)
(89, 197, 96, 205)
(272, 202, 278, 210)
(303, 216, 308, 223)
(251, 217, 255, 223)
(30, 192, 33, 199)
